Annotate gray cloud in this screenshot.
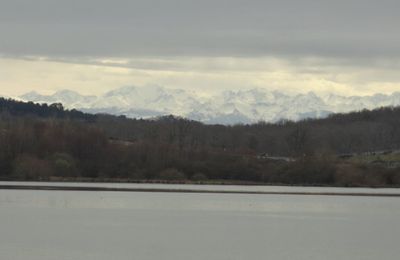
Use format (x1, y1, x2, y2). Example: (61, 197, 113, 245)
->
(1, 0, 400, 59)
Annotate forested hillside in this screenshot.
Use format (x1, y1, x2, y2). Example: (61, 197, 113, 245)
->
(1, 97, 400, 186)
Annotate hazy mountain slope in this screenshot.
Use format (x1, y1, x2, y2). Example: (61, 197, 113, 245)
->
(20, 90, 97, 109)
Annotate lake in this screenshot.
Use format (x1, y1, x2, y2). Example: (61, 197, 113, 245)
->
(0, 182, 399, 259)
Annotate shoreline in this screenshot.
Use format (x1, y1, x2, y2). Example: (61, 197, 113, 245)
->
(2, 178, 400, 189)
(1, 184, 400, 197)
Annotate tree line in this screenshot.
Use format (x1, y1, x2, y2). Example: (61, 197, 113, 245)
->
(0, 97, 399, 186)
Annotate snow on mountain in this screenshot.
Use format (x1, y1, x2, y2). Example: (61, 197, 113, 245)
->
(90, 85, 201, 116)
(20, 90, 96, 109)
(17, 86, 400, 125)
(19, 91, 46, 101)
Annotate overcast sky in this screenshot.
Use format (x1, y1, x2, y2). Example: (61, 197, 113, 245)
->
(1, 0, 400, 96)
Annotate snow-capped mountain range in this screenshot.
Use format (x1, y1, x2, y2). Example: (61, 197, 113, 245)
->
(16, 86, 400, 124)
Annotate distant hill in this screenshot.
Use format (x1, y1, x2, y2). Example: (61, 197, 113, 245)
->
(0, 97, 96, 121)
(18, 86, 400, 124)
(2, 96, 400, 155)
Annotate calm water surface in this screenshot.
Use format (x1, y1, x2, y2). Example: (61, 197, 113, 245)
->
(0, 183, 399, 260)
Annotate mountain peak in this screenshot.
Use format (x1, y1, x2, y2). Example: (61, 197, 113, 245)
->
(18, 86, 400, 125)
(20, 90, 42, 99)
(104, 86, 138, 97)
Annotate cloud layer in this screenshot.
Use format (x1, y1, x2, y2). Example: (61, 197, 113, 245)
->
(1, 0, 400, 96)
(1, 0, 400, 58)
